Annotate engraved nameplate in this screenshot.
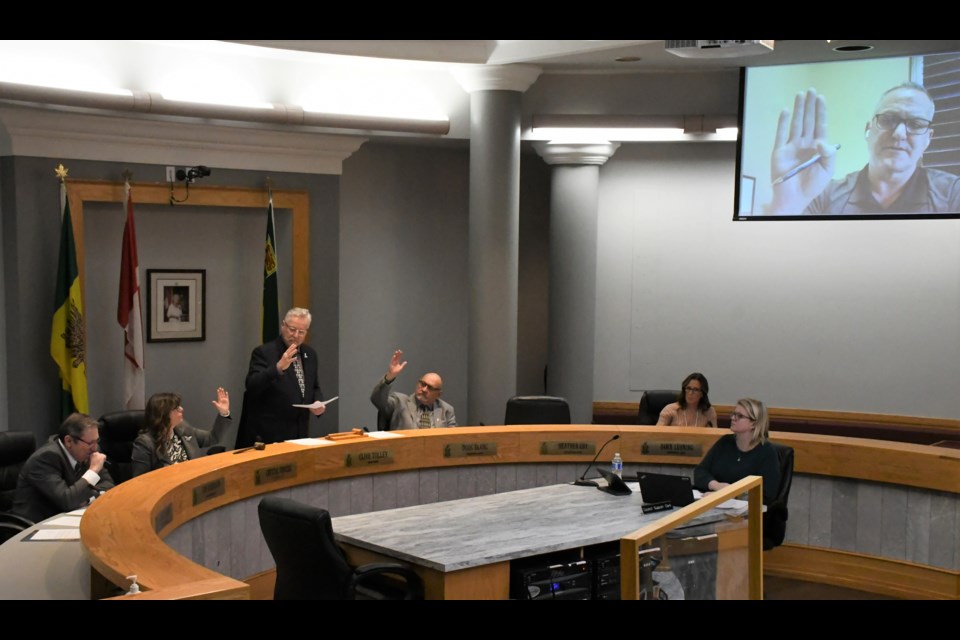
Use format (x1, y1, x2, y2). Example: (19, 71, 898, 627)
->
(154, 503, 173, 533)
(345, 450, 394, 467)
(444, 442, 497, 458)
(192, 478, 225, 506)
(254, 463, 297, 485)
(540, 441, 596, 456)
(642, 441, 703, 456)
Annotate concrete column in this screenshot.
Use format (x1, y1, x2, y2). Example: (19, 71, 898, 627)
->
(453, 65, 540, 426)
(533, 142, 620, 424)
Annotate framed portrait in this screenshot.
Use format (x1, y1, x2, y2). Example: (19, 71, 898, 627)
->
(146, 269, 206, 342)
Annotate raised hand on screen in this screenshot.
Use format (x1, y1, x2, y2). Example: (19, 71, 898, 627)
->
(766, 88, 839, 214)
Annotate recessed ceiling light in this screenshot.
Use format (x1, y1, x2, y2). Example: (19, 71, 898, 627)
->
(615, 56, 641, 63)
(833, 44, 874, 53)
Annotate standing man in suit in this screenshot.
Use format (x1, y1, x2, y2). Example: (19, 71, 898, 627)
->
(12, 413, 115, 523)
(237, 308, 326, 447)
(371, 349, 456, 430)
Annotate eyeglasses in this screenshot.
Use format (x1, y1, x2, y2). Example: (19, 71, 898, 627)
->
(684, 386, 703, 394)
(873, 113, 933, 135)
(730, 412, 752, 422)
(73, 435, 100, 448)
(417, 379, 441, 392)
(282, 321, 309, 337)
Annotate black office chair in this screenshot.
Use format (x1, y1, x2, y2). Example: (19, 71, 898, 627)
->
(98, 410, 145, 485)
(0, 431, 36, 512)
(376, 410, 390, 432)
(0, 511, 34, 544)
(504, 396, 571, 425)
(637, 390, 679, 425)
(258, 496, 424, 600)
(762, 442, 795, 551)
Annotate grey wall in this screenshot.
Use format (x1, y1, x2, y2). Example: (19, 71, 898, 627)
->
(337, 142, 552, 430)
(1, 157, 339, 440)
(338, 143, 470, 430)
(595, 143, 960, 418)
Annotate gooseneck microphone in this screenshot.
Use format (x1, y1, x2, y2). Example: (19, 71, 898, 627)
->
(573, 435, 620, 487)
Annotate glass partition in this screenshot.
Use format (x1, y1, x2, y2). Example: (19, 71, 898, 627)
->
(620, 476, 764, 600)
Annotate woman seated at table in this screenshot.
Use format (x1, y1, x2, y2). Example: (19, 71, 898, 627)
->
(131, 388, 232, 477)
(694, 398, 780, 503)
(656, 372, 717, 427)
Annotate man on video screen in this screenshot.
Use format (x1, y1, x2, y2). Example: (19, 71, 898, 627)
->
(765, 83, 960, 215)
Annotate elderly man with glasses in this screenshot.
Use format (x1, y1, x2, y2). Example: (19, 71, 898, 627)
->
(237, 307, 327, 447)
(765, 82, 960, 215)
(12, 413, 114, 523)
(370, 350, 456, 430)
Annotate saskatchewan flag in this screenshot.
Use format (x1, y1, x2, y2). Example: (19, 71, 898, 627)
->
(262, 194, 279, 343)
(50, 182, 89, 419)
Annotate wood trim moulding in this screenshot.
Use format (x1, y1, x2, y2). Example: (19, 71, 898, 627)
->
(765, 543, 960, 600)
(65, 179, 310, 312)
(593, 401, 960, 432)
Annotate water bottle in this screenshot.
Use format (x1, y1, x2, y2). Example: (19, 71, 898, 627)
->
(612, 452, 623, 478)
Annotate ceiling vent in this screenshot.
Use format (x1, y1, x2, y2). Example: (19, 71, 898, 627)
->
(665, 40, 774, 59)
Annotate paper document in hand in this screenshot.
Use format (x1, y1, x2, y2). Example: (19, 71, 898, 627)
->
(292, 396, 339, 409)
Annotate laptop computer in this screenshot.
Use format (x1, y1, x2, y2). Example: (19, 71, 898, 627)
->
(637, 472, 696, 507)
(596, 467, 633, 496)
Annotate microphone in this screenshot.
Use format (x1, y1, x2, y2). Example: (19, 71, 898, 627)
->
(573, 435, 620, 487)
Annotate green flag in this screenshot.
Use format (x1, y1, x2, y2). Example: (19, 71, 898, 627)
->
(262, 195, 279, 343)
(50, 182, 89, 419)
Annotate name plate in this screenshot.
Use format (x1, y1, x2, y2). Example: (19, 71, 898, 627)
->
(540, 441, 596, 456)
(444, 442, 497, 458)
(154, 503, 173, 533)
(345, 450, 394, 467)
(642, 441, 702, 457)
(192, 478, 225, 506)
(254, 462, 297, 485)
(641, 501, 673, 514)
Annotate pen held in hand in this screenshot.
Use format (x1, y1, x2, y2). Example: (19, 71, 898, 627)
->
(772, 143, 842, 185)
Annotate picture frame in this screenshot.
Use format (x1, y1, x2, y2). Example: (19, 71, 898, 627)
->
(146, 269, 206, 342)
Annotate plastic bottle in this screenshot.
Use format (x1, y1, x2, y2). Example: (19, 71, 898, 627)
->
(612, 452, 623, 478)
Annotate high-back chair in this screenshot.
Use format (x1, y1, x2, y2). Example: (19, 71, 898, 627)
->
(504, 396, 571, 425)
(763, 442, 795, 550)
(258, 496, 424, 600)
(98, 410, 145, 484)
(637, 390, 679, 425)
(0, 431, 36, 512)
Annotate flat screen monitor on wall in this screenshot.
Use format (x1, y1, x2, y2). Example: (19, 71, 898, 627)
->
(735, 51, 960, 220)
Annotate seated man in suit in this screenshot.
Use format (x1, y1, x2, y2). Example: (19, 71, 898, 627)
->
(370, 350, 456, 430)
(12, 413, 115, 523)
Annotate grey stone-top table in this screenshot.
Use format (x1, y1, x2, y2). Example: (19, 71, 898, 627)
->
(333, 482, 724, 599)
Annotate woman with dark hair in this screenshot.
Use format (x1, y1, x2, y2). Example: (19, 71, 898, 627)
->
(131, 388, 232, 477)
(656, 372, 718, 427)
(693, 397, 780, 503)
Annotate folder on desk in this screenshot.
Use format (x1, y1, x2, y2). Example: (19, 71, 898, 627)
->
(637, 472, 695, 507)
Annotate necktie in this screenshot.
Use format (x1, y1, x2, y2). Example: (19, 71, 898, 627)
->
(292, 356, 305, 398)
(419, 407, 432, 428)
(74, 462, 83, 478)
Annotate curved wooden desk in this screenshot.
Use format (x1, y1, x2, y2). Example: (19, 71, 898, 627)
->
(80, 426, 960, 599)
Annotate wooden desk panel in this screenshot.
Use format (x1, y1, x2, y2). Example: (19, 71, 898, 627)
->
(78, 426, 960, 599)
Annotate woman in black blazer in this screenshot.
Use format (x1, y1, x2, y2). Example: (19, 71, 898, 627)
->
(131, 388, 232, 477)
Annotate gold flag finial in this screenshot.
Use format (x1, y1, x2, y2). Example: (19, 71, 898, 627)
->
(121, 169, 134, 183)
(55, 163, 69, 182)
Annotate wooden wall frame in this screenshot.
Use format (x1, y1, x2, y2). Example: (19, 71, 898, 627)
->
(64, 179, 310, 311)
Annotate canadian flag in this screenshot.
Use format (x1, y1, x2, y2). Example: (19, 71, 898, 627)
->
(118, 181, 145, 409)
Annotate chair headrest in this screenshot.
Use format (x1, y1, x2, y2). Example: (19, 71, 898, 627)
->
(0, 431, 37, 466)
(98, 411, 146, 440)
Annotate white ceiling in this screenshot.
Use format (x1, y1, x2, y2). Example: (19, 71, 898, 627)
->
(229, 40, 960, 73)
